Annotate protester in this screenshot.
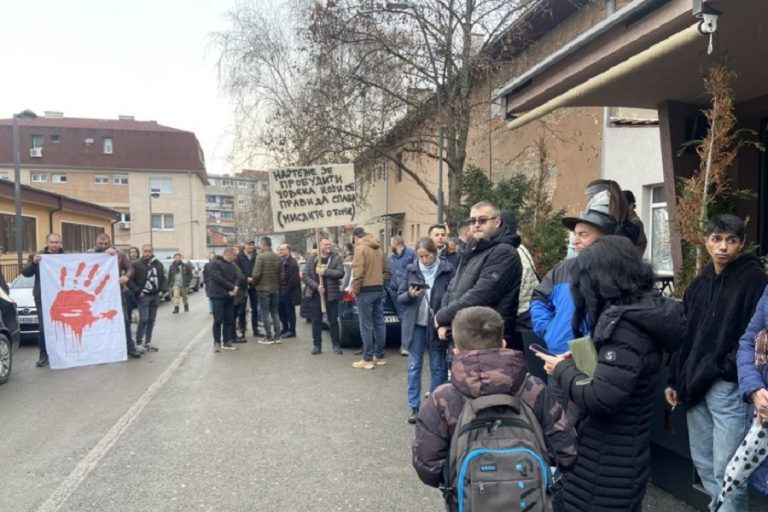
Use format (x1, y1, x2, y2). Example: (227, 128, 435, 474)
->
(91, 233, 139, 358)
(302, 238, 344, 354)
(350, 226, 387, 369)
(516, 229, 539, 330)
(412, 306, 577, 488)
(397, 237, 453, 424)
(206, 246, 240, 352)
(388, 235, 415, 356)
(530, 207, 615, 407)
(127, 244, 166, 353)
(623, 190, 648, 255)
(666, 214, 768, 512)
(230, 245, 249, 343)
(252, 236, 282, 344)
(277, 243, 301, 339)
(236, 240, 261, 337)
(21, 232, 65, 368)
(428, 224, 459, 270)
(584, 178, 639, 243)
(536, 235, 684, 511)
(434, 201, 522, 350)
(168, 252, 193, 314)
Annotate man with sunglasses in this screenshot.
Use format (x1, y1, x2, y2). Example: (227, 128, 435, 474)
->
(434, 201, 522, 350)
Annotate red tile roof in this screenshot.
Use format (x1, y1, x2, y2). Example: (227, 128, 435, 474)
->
(0, 116, 207, 176)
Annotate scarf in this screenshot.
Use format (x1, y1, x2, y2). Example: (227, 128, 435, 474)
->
(419, 258, 439, 290)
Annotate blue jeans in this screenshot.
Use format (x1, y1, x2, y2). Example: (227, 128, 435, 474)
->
(257, 291, 280, 338)
(356, 290, 386, 361)
(687, 379, 753, 512)
(136, 294, 160, 345)
(407, 325, 448, 408)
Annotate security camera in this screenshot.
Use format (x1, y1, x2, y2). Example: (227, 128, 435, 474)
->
(698, 12, 719, 34)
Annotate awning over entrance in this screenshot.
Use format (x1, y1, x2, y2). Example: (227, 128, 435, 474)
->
(496, 0, 768, 128)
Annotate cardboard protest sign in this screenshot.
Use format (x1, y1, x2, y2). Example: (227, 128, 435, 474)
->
(40, 252, 127, 369)
(269, 164, 356, 231)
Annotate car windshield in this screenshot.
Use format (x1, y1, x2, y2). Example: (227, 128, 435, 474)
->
(11, 275, 35, 289)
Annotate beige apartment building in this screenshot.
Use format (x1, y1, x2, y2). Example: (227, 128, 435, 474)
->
(0, 113, 208, 260)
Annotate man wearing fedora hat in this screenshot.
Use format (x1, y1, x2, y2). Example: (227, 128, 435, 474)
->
(529, 206, 617, 407)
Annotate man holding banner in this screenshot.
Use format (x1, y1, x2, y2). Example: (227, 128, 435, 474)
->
(302, 238, 344, 355)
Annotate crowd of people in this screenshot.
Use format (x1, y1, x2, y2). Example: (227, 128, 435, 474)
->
(17, 177, 768, 510)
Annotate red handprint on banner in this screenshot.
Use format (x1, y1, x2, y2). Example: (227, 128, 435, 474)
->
(49, 261, 118, 341)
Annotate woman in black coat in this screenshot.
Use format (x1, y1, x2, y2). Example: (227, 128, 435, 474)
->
(536, 236, 684, 511)
(397, 237, 453, 425)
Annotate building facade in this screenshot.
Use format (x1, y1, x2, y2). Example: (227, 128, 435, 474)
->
(205, 170, 273, 248)
(0, 112, 208, 260)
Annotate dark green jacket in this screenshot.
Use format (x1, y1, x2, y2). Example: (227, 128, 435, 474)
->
(252, 250, 281, 292)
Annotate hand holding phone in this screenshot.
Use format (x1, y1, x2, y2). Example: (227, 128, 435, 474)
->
(529, 343, 555, 357)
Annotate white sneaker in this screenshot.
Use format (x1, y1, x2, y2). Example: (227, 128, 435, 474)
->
(257, 338, 275, 345)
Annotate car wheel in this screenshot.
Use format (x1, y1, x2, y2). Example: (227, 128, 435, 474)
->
(0, 334, 12, 385)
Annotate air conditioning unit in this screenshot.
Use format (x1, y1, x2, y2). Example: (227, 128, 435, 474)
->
(118, 221, 131, 230)
(30, 148, 43, 158)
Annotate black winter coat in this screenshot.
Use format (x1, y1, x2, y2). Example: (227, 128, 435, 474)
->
(302, 252, 344, 302)
(668, 254, 768, 404)
(435, 228, 522, 339)
(552, 294, 684, 512)
(206, 256, 240, 299)
(397, 260, 453, 351)
(21, 247, 65, 303)
(279, 255, 302, 306)
(126, 257, 166, 297)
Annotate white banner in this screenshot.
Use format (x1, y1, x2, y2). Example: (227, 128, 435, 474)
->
(40, 253, 126, 369)
(269, 163, 356, 231)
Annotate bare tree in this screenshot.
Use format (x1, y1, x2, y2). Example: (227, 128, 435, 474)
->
(214, 0, 535, 228)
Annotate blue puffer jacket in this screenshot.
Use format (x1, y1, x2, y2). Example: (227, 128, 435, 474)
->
(388, 246, 416, 294)
(530, 257, 588, 354)
(397, 260, 453, 351)
(736, 283, 768, 496)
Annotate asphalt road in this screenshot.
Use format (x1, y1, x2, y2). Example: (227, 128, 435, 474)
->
(1, 291, 696, 511)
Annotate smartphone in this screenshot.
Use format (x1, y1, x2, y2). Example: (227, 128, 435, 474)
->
(529, 343, 555, 357)
(409, 282, 430, 291)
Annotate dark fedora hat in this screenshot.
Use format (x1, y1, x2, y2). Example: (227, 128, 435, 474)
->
(561, 207, 617, 235)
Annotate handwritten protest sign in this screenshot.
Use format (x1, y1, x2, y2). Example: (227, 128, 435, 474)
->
(269, 164, 356, 231)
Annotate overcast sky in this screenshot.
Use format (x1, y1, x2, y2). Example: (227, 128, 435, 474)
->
(0, 0, 255, 176)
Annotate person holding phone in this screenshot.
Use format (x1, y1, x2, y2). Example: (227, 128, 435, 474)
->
(398, 237, 454, 424)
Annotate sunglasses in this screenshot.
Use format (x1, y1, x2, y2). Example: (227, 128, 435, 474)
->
(467, 216, 498, 226)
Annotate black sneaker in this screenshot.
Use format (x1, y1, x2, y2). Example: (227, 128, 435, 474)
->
(172, 306, 179, 314)
(36, 353, 49, 368)
(184, 304, 189, 312)
(128, 351, 142, 359)
(222, 341, 238, 350)
(281, 332, 296, 339)
(407, 407, 419, 424)
(310, 346, 321, 355)
(145, 343, 159, 352)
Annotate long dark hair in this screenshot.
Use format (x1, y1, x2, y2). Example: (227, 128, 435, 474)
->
(570, 235, 655, 336)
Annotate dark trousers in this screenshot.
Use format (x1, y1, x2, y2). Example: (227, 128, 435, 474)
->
(34, 301, 47, 355)
(238, 287, 260, 335)
(122, 291, 137, 353)
(309, 295, 339, 349)
(278, 291, 296, 334)
(211, 297, 235, 344)
(136, 294, 160, 344)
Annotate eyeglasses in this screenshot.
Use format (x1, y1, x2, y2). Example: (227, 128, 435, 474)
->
(467, 216, 498, 226)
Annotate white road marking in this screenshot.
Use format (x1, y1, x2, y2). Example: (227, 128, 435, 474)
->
(36, 325, 208, 512)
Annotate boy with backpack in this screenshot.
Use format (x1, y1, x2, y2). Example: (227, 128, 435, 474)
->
(412, 306, 577, 511)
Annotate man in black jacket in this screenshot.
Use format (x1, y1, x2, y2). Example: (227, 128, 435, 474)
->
(277, 243, 301, 339)
(302, 238, 344, 354)
(21, 232, 64, 367)
(665, 214, 768, 512)
(127, 244, 166, 353)
(434, 201, 522, 349)
(235, 241, 261, 337)
(207, 246, 241, 352)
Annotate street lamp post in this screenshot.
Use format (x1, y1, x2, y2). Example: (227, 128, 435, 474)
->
(386, 2, 444, 224)
(148, 190, 160, 247)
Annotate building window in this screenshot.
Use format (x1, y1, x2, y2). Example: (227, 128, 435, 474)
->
(119, 212, 131, 222)
(259, 182, 269, 193)
(61, 222, 104, 252)
(50, 134, 60, 144)
(237, 181, 247, 188)
(149, 177, 172, 194)
(94, 175, 109, 185)
(31, 135, 44, 149)
(113, 174, 128, 185)
(51, 173, 67, 184)
(238, 197, 248, 205)
(0, 214, 37, 252)
(103, 137, 113, 154)
(31, 173, 47, 183)
(220, 211, 234, 219)
(649, 185, 672, 274)
(0, 173, 8, 180)
(151, 214, 174, 230)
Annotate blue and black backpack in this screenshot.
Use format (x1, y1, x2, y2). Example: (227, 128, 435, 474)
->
(442, 391, 555, 512)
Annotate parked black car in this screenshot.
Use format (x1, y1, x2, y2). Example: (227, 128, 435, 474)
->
(338, 262, 401, 348)
(0, 287, 21, 384)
